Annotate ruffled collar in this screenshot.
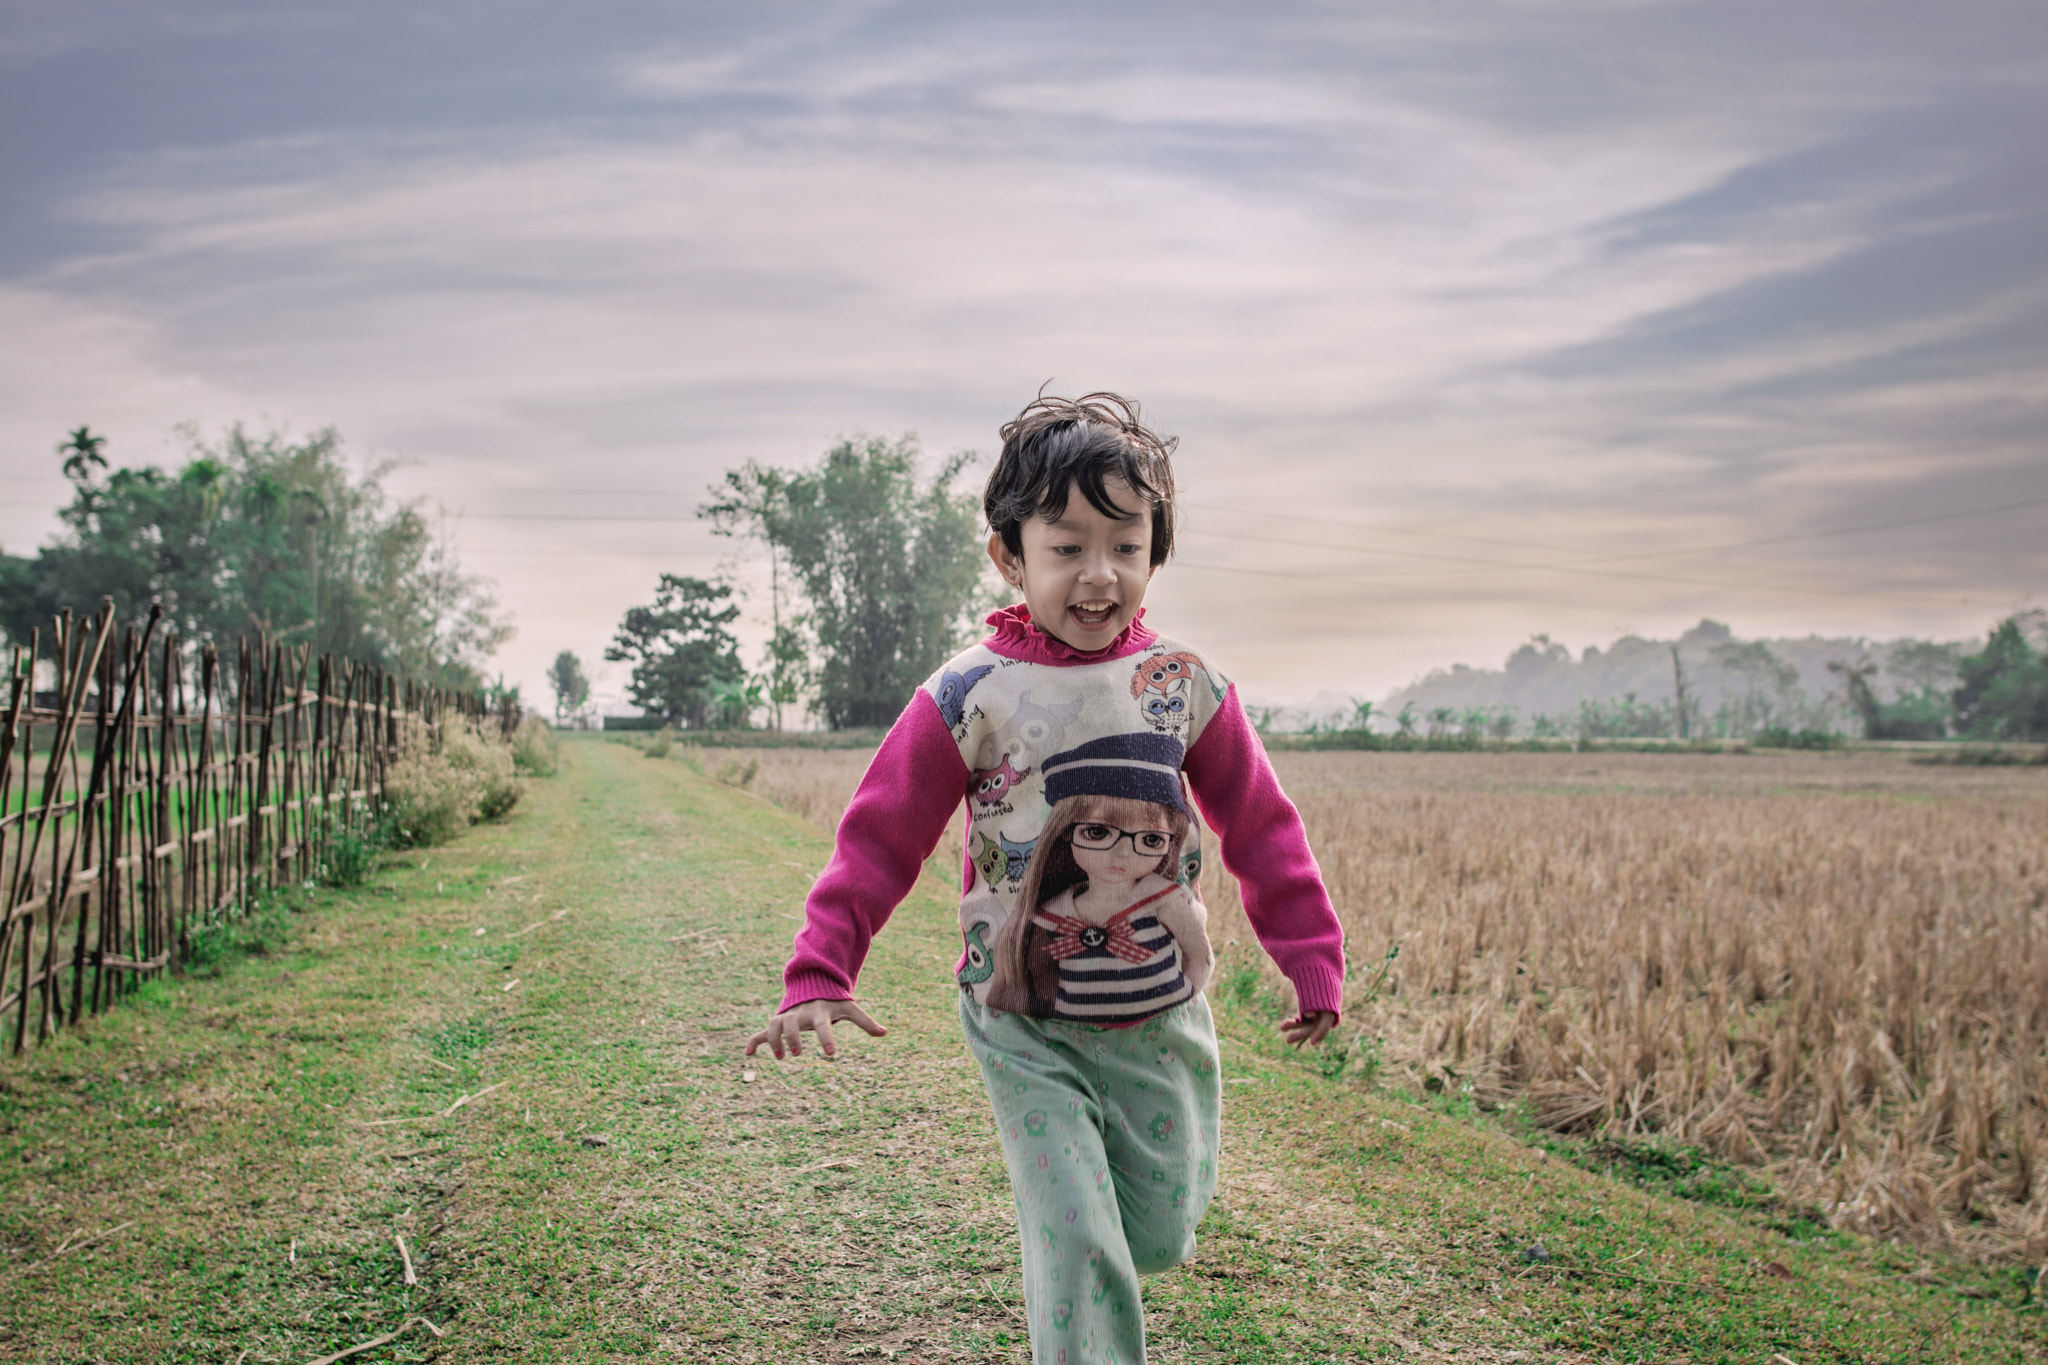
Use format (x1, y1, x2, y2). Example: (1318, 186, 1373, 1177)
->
(983, 603, 1158, 665)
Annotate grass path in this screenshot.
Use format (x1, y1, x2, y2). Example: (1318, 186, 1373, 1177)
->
(0, 740, 2039, 1362)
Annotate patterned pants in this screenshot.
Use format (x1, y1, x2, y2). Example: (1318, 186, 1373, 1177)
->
(959, 991, 1222, 1365)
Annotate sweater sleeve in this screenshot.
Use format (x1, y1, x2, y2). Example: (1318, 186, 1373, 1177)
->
(779, 690, 971, 1013)
(1182, 683, 1347, 1018)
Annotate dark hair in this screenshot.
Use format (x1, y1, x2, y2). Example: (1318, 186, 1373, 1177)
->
(985, 389, 1178, 567)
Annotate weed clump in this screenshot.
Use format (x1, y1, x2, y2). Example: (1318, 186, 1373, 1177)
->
(315, 812, 385, 888)
(183, 893, 295, 976)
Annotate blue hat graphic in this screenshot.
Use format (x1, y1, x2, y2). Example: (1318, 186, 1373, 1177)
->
(1041, 732, 1186, 812)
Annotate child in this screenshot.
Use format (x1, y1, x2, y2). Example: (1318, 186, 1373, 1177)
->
(747, 391, 1344, 1364)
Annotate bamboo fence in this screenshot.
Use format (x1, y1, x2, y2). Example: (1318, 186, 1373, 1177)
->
(0, 599, 503, 1055)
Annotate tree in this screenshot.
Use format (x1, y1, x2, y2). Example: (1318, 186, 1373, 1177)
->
(482, 674, 522, 712)
(709, 676, 766, 730)
(0, 424, 512, 689)
(1952, 612, 2048, 741)
(605, 575, 743, 727)
(547, 650, 591, 725)
(1829, 656, 1947, 740)
(702, 463, 806, 729)
(58, 426, 108, 483)
(702, 435, 987, 729)
(1670, 644, 1694, 739)
(1710, 639, 1798, 735)
(1885, 639, 1962, 696)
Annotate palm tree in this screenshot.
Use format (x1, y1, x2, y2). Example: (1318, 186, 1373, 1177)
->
(58, 426, 108, 483)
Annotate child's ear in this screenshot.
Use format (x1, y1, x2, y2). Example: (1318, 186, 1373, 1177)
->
(988, 532, 1024, 587)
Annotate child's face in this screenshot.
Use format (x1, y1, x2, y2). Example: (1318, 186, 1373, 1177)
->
(988, 477, 1155, 652)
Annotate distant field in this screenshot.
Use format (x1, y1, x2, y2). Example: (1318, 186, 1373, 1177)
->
(686, 741, 2048, 1263)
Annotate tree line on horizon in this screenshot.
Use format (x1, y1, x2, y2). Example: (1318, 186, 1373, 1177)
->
(1352, 614, 2048, 743)
(0, 426, 512, 692)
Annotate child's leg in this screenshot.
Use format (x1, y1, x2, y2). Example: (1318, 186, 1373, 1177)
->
(961, 995, 1147, 1365)
(960, 994, 1222, 1365)
(1093, 996, 1222, 1275)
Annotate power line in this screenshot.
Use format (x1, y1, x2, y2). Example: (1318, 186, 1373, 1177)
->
(15, 485, 2041, 554)
(9, 485, 2040, 597)
(442, 513, 717, 523)
(436, 488, 2048, 571)
(1167, 559, 1981, 606)
(1183, 491, 2048, 569)
(461, 547, 725, 559)
(1181, 501, 1584, 557)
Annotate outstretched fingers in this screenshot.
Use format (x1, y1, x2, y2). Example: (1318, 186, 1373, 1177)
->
(1281, 1010, 1338, 1048)
(744, 1000, 889, 1061)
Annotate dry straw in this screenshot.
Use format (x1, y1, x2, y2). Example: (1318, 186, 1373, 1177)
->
(726, 741, 2048, 1262)
(1203, 750, 2048, 1262)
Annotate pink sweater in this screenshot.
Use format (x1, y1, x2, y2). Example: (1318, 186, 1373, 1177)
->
(779, 607, 1347, 1022)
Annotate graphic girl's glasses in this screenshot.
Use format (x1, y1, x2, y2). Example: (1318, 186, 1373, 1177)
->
(1072, 824, 1173, 855)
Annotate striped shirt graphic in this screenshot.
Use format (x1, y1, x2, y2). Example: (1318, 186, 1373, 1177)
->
(1035, 886, 1192, 1024)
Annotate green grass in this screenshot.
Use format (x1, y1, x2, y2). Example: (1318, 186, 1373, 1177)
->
(0, 738, 2040, 1362)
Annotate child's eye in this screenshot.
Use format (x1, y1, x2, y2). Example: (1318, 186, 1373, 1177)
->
(1052, 544, 1082, 556)
(1116, 543, 1143, 556)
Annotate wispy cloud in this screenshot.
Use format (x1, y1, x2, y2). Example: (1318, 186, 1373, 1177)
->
(1, 1, 2042, 704)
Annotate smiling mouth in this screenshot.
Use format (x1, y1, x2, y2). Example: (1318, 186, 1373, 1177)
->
(1070, 600, 1119, 628)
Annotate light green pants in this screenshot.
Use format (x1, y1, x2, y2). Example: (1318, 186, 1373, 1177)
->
(959, 991, 1222, 1365)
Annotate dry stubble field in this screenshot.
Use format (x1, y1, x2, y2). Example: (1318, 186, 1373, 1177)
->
(696, 742, 2048, 1264)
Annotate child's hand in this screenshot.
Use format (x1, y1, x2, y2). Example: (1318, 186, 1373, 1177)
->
(745, 999, 888, 1060)
(1280, 1010, 1337, 1048)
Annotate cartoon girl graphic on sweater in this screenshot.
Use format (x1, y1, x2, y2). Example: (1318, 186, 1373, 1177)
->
(985, 733, 1214, 1022)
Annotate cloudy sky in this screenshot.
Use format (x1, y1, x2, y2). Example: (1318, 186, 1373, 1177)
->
(2, 1, 2043, 711)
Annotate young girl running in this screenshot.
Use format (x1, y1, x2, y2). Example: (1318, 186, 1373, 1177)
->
(747, 391, 1345, 1364)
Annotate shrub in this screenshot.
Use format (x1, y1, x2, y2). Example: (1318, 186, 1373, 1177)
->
(511, 715, 559, 775)
(442, 719, 525, 821)
(380, 738, 483, 848)
(378, 716, 525, 847)
(644, 726, 675, 759)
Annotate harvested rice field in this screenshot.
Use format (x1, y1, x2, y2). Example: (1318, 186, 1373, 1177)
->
(693, 741, 2048, 1263)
